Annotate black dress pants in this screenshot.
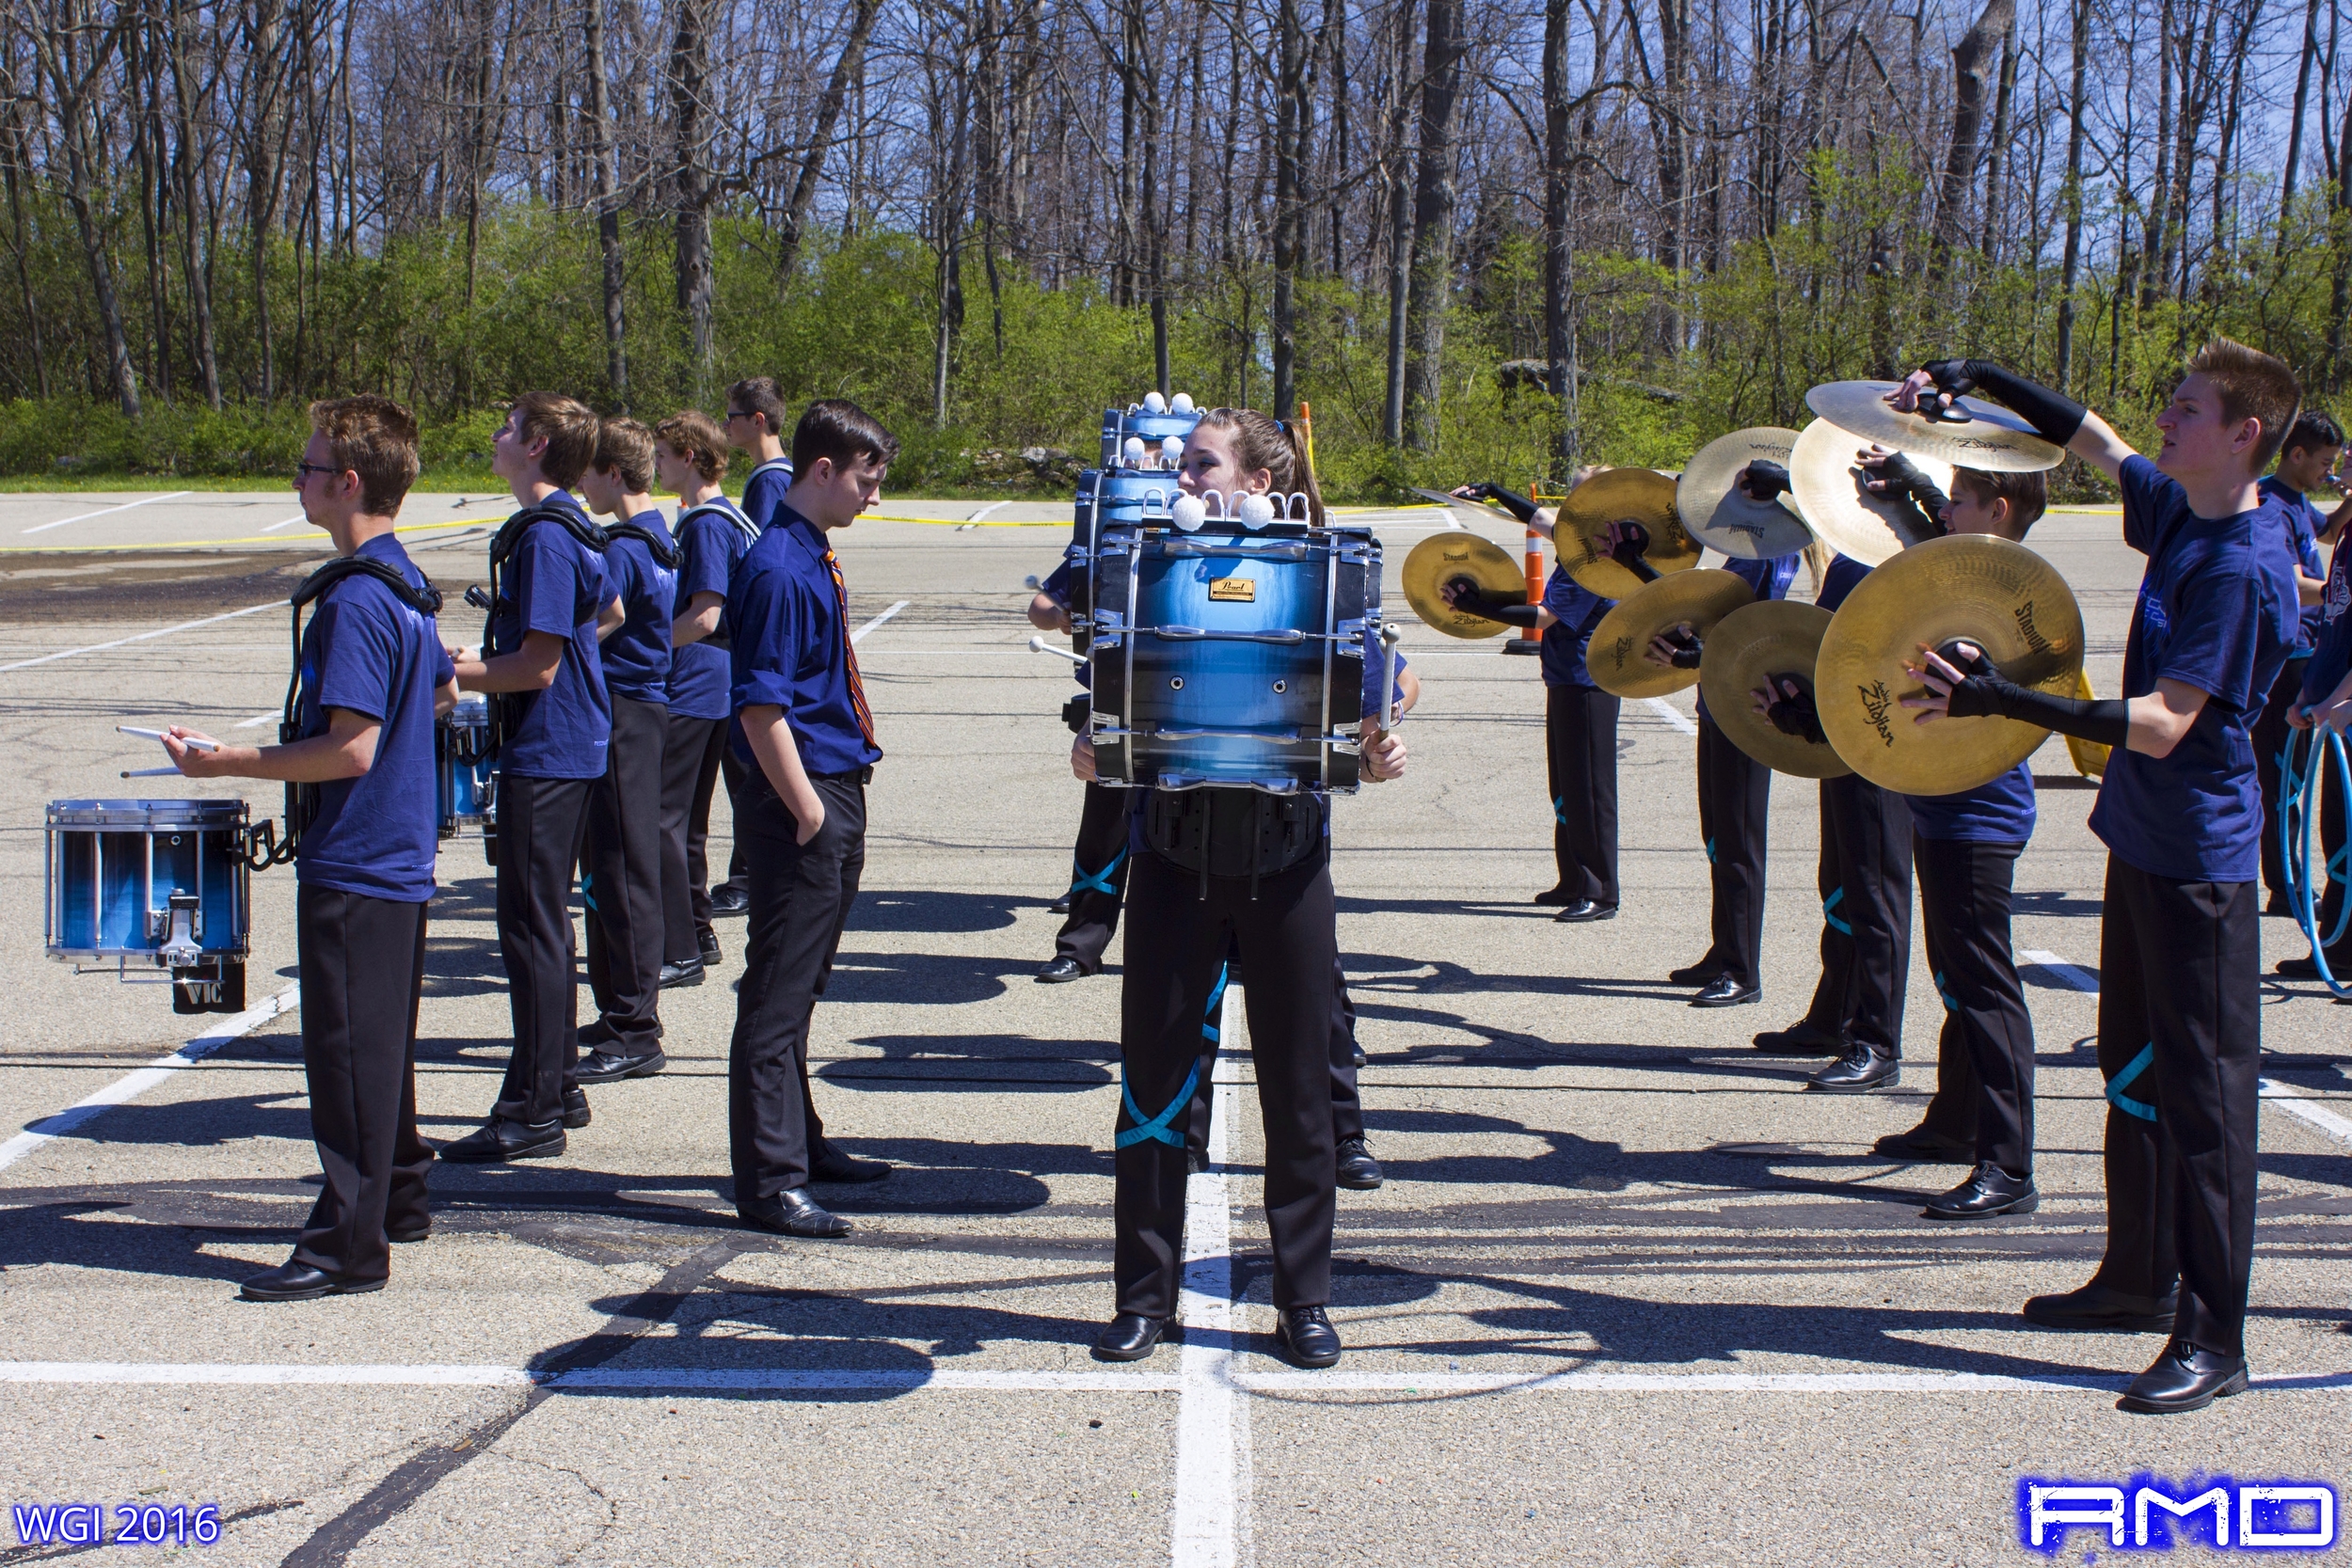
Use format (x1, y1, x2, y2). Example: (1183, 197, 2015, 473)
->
(492, 773, 593, 1127)
(1912, 836, 2036, 1174)
(1817, 774, 1914, 1059)
(1117, 846, 1337, 1318)
(2255, 657, 2310, 902)
(728, 770, 866, 1200)
(1185, 951, 1365, 1156)
(659, 710, 729, 965)
(1052, 782, 1132, 970)
(718, 745, 753, 898)
(583, 694, 667, 1056)
(2091, 856, 2262, 1358)
(1801, 783, 1856, 1037)
(292, 885, 432, 1284)
(1546, 684, 1621, 907)
(1694, 712, 1772, 988)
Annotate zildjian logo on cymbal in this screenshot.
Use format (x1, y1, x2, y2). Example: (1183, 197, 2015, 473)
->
(1858, 679, 1897, 747)
(1610, 635, 1635, 669)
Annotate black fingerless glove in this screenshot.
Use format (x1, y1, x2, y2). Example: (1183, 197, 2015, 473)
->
(1663, 628, 1704, 669)
(1870, 452, 1950, 513)
(1919, 358, 2087, 449)
(1609, 526, 1661, 583)
(1764, 681, 1827, 745)
(1738, 461, 1791, 501)
(1447, 582, 1541, 627)
(1469, 483, 1540, 525)
(1943, 649, 2129, 747)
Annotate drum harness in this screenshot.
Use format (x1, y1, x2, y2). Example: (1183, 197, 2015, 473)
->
(239, 554, 448, 871)
(673, 499, 758, 652)
(471, 503, 612, 756)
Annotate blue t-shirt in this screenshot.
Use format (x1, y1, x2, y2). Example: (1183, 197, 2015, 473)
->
(668, 497, 759, 721)
(1817, 553, 1870, 613)
(740, 458, 797, 533)
(1909, 761, 2036, 844)
(2304, 537, 2352, 707)
(600, 512, 676, 705)
(2259, 474, 2328, 654)
(295, 534, 452, 902)
(1696, 550, 1801, 722)
(729, 507, 885, 777)
(1539, 565, 1612, 689)
(490, 496, 612, 780)
(2088, 456, 2299, 882)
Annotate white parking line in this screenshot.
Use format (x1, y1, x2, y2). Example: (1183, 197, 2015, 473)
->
(968, 501, 1011, 523)
(232, 711, 281, 729)
(0, 985, 299, 1175)
(2018, 949, 2100, 992)
(1644, 695, 1698, 736)
(851, 600, 910, 644)
(258, 516, 310, 533)
(20, 491, 192, 535)
(1173, 983, 1245, 1568)
(0, 601, 282, 673)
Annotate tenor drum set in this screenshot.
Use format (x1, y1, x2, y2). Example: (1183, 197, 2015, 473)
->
(1399, 378, 2091, 795)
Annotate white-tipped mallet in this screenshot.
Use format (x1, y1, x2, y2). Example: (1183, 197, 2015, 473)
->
(119, 725, 218, 752)
(1027, 635, 1087, 665)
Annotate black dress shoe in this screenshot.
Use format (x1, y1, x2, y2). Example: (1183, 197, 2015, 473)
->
(1335, 1136, 1384, 1190)
(1553, 899, 1619, 923)
(578, 1048, 666, 1085)
(1668, 958, 1727, 986)
(1349, 1044, 1367, 1067)
(1807, 1046, 1898, 1092)
(1534, 884, 1576, 907)
(1093, 1312, 1171, 1361)
(386, 1221, 431, 1244)
(239, 1261, 384, 1302)
(1922, 1162, 2040, 1219)
(562, 1086, 592, 1130)
(1047, 894, 1073, 914)
(2119, 1338, 2250, 1414)
(658, 958, 706, 990)
(2023, 1280, 2180, 1333)
(1691, 974, 1761, 1007)
(1873, 1125, 1977, 1161)
(1277, 1306, 1343, 1368)
(1753, 1020, 1846, 1056)
(2275, 946, 2352, 979)
(439, 1117, 567, 1163)
(698, 929, 723, 966)
(709, 885, 749, 916)
(1035, 956, 1089, 984)
(738, 1188, 850, 1238)
(811, 1142, 890, 1183)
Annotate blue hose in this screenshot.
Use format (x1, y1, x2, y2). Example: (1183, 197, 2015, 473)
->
(2279, 723, 2352, 997)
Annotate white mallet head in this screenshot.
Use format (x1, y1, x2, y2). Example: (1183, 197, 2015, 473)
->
(1171, 494, 1208, 532)
(1236, 492, 1277, 531)
(1160, 436, 1184, 466)
(1122, 436, 1146, 465)
(1170, 392, 1196, 415)
(1142, 390, 1168, 414)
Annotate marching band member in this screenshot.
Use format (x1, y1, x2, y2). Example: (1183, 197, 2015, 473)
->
(167, 397, 455, 1300)
(1029, 561, 1129, 983)
(2253, 412, 2339, 916)
(2263, 413, 2352, 975)
(710, 377, 799, 917)
(443, 393, 622, 1164)
(725, 400, 898, 1239)
(1899, 341, 2300, 1414)
(574, 417, 677, 1082)
(1077, 406, 1406, 1370)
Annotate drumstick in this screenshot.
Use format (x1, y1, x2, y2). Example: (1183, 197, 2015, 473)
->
(119, 766, 183, 778)
(1027, 636, 1087, 665)
(1379, 623, 1405, 732)
(117, 725, 219, 752)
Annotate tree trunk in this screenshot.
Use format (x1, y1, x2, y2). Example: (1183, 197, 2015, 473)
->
(1270, 0, 1306, 419)
(669, 0, 716, 389)
(584, 0, 628, 407)
(2329, 71, 2352, 386)
(1930, 0, 2014, 271)
(932, 76, 969, 430)
(1542, 0, 1576, 474)
(2140, 0, 2175, 309)
(773, 0, 885, 286)
(1, 119, 47, 397)
(1403, 0, 1466, 451)
(166, 0, 219, 407)
(1979, 14, 2018, 261)
(1380, 0, 1416, 446)
(2055, 0, 2090, 390)
(2280, 0, 2322, 255)
(35, 4, 141, 416)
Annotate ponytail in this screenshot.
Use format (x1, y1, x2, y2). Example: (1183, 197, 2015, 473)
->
(1193, 406, 1327, 525)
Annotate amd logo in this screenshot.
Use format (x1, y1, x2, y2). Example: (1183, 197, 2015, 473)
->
(2021, 1477, 2336, 1552)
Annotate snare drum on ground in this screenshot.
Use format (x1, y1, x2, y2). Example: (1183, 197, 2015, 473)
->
(45, 798, 250, 1014)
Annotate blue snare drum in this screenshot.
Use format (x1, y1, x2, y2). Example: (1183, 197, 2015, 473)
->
(1089, 525, 1377, 793)
(45, 798, 250, 1012)
(437, 695, 496, 839)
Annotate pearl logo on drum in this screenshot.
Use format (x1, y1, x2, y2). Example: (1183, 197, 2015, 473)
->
(1208, 578, 1256, 602)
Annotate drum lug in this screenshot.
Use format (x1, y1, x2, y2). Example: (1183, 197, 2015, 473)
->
(157, 892, 204, 968)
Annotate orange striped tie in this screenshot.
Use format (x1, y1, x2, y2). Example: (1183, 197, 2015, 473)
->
(827, 547, 877, 749)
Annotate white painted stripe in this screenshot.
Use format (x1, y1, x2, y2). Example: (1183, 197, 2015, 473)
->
(967, 500, 1010, 523)
(850, 600, 910, 645)
(21, 491, 192, 535)
(258, 515, 310, 533)
(0, 601, 281, 673)
(1644, 695, 1698, 736)
(2259, 1079, 2352, 1146)
(1172, 984, 1242, 1568)
(0, 1361, 2344, 1394)
(2018, 949, 2100, 992)
(0, 985, 299, 1174)
(232, 710, 281, 729)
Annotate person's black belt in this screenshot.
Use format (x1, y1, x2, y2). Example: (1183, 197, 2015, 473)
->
(808, 766, 873, 784)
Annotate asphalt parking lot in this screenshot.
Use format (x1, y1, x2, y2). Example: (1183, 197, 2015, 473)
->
(0, 491, 2345, 1566)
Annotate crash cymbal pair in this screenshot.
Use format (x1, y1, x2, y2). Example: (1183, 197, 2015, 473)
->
(1401, 469, 1698, 636)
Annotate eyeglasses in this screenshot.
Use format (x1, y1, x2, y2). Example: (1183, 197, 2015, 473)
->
(292, 461, 339, 483)
(724, 409, 753, 422)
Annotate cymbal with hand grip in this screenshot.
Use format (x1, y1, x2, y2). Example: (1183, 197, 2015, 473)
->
(1587, 568, 1756, 698)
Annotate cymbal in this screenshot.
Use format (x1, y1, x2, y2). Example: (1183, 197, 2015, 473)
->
(1788, 419, 1955, 568)
(1814, 534, 2085, 794)
(1587, 569, 1757, 698)
(1401, 530, 1526, 639)
(2065, 667, 2110, 779)
(1557, 468, 1701, 597)
(1697, 601, 1851, 779)
(1677, 428, 1814, 559)
(1804, 380, 2065, 472)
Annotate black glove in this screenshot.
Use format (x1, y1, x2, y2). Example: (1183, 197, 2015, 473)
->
(1662, 627, 1703, 669)
(1737, 461, 1790, 502)
(1608, 525, 1661, 583)
(1863, 451, 1951, 534)
(1762, 679, 1826, 744)
(1939, 647, 2129, 746)
(1918, 358, 2087, 448)
(1444, 579, 1540, 627)
(1466, 483, 1539, 525)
